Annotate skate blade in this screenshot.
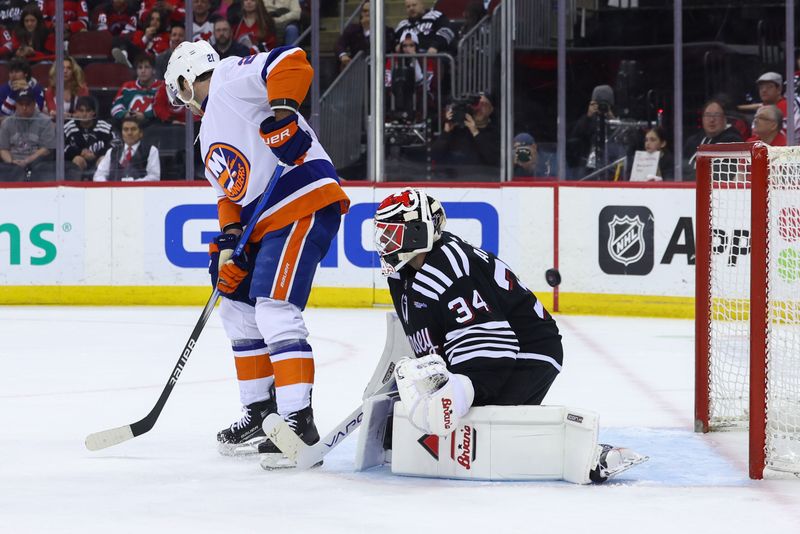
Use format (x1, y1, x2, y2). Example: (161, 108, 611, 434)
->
(260, 453, 323, 470)
(217, 438, 266, 457)
(604, 451, 649, 479)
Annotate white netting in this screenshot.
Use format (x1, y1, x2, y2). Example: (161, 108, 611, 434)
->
(708, 156, 752, 429)
(706, 146, 800, 475)
(765, 147, 800, 473)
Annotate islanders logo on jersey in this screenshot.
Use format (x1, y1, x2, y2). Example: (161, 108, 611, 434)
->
(205, 143, 251, 202)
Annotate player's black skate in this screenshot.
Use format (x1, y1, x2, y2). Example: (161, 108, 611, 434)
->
(589, 443, 649, 483)
(258, 405, 322, 468)
(217, 397, 277, 456)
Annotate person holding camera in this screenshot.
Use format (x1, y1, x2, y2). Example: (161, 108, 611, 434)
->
(431, 92, 500, 180)
(513, 133, 554, 178)
(567, 85, 620, 179)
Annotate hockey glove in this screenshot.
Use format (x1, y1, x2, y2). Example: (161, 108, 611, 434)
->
(395, 355, 475, 436)
(259, 113, 312, 166)
(209, 233, 250, 296)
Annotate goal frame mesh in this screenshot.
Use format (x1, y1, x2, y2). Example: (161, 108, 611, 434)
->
(695, 141, 796, 480)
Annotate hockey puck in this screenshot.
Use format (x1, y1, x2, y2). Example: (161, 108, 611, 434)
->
(545, 268, 561, 288)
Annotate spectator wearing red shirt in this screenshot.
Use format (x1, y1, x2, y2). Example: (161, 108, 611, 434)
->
(131, 9, 170, 57)
(44, 56, 90, 120)
(12, 4, 53, 63)
(139, 0, 186, 27)
(94, 0, 138, 36)
(232, 0, 276, 52)
(38, 0, 88, 36)
(747, 105, 787, 146)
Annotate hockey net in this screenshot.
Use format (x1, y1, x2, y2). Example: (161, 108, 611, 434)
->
(696, 142, 800, 479)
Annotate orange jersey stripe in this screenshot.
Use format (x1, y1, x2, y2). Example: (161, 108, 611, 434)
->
(218, 197, 243, 231)
(272, 214, 313, 301)
(272, 358, 315, 387)
(249, 182, 350, 243)
(234, 353, 274, 381)
(266, 50, 313, 107)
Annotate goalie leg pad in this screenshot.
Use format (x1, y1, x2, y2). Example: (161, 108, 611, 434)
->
(354, 394, 398, 471)
(391, 404, 603, 483)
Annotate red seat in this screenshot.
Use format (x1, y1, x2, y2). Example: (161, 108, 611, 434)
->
(434, 0, 475, 20)
(84, 62, 133, 89)
(31, 62, 52, 87)
(0, 63, 8, 84)
(69, 30, 113, 60)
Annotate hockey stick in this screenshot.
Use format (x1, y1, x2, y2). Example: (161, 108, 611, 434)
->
(261, 378, 398, 470)
(85, 163, 287, 451)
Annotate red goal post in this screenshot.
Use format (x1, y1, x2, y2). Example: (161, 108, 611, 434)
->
(695, 142, 800, 480)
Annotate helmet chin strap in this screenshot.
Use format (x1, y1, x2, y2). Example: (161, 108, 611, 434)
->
(178, 81, 204, 117)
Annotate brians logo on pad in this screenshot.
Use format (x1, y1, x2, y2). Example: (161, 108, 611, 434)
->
(205, 143, 251, 202)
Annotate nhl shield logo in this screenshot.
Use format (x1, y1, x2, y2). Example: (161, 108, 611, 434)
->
(598, 206, 654, 275)
(607, 215, 645, 266)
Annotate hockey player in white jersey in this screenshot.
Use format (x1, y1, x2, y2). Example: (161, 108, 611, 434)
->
(164, 40, 349, 458)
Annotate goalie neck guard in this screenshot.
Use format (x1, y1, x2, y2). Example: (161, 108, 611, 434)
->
(374, 188, 446, 275)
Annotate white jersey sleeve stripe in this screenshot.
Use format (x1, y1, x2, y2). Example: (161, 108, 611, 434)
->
(444, 320, 514, 341)
(450, 350, 518, 366)
(450, 242, 471, 276)
(420, 263, 453, 288)
(445, 334, 518, 353)
(447, 341, 520, 359)
(413, 272, 446, 295)
(441, 245, 464, 279)
(517, 352, 563, 372)
(412, 282, 440, 301)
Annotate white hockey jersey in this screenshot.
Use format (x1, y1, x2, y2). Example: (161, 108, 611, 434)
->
(199, 46, 349, 240)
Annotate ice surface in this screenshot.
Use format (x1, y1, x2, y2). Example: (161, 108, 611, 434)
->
(1, 307, 799, 533)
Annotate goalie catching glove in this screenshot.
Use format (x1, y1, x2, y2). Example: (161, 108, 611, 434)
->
(259, 113, 312, 166)
(394, 355, 475, 436)
(209, 233, 249, 296)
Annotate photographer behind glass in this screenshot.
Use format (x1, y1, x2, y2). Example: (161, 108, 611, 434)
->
(567, 85, 625, 180)
(430, 92, 500, 180)
(513, 132, 555, 178)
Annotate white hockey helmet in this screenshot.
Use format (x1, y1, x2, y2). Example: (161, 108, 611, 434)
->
(164, 40, 220, 108)
(373, 188, 446, 275)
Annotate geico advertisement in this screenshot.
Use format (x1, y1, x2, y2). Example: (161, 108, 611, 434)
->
(0, 188, 86, 285)
(0, 187, 553, 290)
(559, 187, 697, 296)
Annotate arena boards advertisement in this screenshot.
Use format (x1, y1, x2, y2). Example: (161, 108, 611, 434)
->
(0, 183, 696, 317)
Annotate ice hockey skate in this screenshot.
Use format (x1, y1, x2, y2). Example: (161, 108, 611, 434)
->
(259, 406, 322, 469)
(217, 397, 277, 456)
(589, 444, 649, 483)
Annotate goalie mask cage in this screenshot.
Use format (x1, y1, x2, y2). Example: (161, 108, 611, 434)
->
(696, 142, 800, 480)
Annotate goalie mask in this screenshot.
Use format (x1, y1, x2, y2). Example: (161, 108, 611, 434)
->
(374, 188, 446, 275)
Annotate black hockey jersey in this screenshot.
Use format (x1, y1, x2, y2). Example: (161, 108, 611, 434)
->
(394, 9, 455, 52)
(388, 232, 563, 406)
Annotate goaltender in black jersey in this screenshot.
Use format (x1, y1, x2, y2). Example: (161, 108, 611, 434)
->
(385, 228, 562, 408)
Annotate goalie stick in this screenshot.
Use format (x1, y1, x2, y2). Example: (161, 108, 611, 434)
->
(85, 163, 287, 452)
(260, 378, 398, 470)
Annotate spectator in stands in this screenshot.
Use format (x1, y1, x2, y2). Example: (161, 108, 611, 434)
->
(139, 0, 186, 27)
(0, 58, 44, 116)
(263, 0, 302, 45)
(131, 9, 171, 58)
(94, 116, 160, 182)
(155, 23, 186, 79)
(13, 4, 53, 63)
(0, 25, 14, 59)
(192, 0, 214, 42)
(386, 31, 437, 119)
(513, 132, 555, 178)
(154, 83, 191, 123)
(738, 72, 787, 115)
(747, 105, 786, 146)
(685, 98, 743, 170)
(232, 0, 277, 52)
(64, 96, 116, 181)
(214, 0, 237, 20)
(111, 54, 162, 125)
(567, 84, 622, 179)
(94, 0, 138, 36)
(0, 89, 55, 182)
(638, 126, 674, 181)
(44, 56, 89, 120)
(0, 0, 29, 31)
(394, 0, 454, 54)
(212, 16, 250, 59)
(431, 92, 500, 179)
(40, 0, 88, 39)
(336, 1, 393, 71)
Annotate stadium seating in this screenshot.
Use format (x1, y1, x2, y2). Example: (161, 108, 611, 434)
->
(69, 31, 113, 63)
